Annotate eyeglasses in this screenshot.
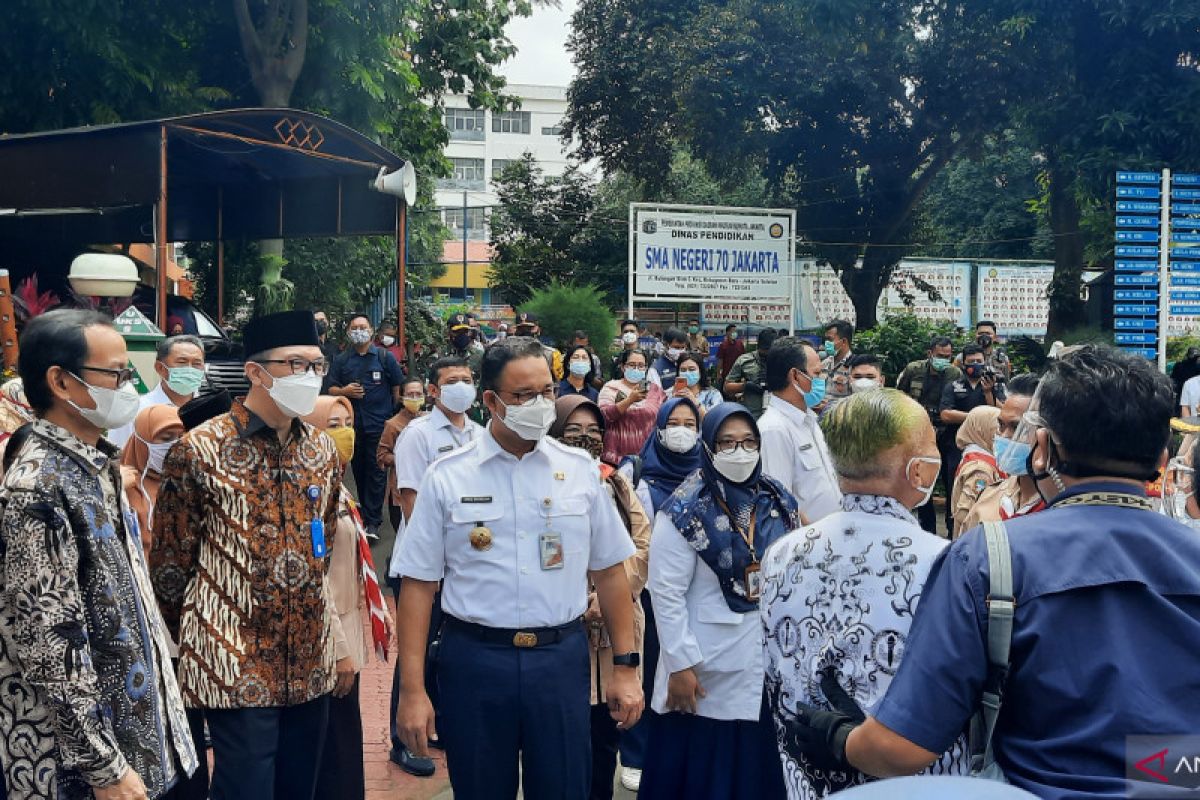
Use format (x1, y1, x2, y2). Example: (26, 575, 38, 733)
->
(78, 365, 135, 386)
(256, 357, 330, 377)
(496, 386, 557, 404)
(563, 423, 603, 438)
(712, 437, 760, 454)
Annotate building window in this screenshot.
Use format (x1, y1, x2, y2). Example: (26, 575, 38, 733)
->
(541, 124, 563, 136)
(445, 107, 486, 141)
(445, 207, 487, 240)
(438, 157, 486, 190)
(491, 159, 517, 179)
(492, 111, 532, 134)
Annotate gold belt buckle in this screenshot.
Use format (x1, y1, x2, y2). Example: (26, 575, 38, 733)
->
(512, 631, 538, 648)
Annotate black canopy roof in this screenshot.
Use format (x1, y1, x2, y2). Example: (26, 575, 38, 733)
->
(0, 108, 408, 246)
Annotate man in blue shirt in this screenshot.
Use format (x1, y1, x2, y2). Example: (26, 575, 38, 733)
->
(786, 345, 1200, 799)
(327, 313, 406, 536)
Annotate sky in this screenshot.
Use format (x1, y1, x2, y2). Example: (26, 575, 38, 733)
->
(499, 0, 579, 87)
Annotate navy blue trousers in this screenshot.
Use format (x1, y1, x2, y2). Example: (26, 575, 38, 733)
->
(389, 581, 443, 750)
(206, 694, 330, 800)
(436, 621, 591, 799)
(617, 589, 659, 769)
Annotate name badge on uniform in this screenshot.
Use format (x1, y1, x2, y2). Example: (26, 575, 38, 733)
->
(539, 532, 565, 570)
(372, 370, 382, 382)
(461, 496, 493, 504)
(438, 445, 455, 453)
(798, 443, 813, 452)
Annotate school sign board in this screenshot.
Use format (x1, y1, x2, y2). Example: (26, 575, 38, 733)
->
(628, 204, 795, 319)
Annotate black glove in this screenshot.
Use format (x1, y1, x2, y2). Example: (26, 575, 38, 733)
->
(780, 667, 867, 772)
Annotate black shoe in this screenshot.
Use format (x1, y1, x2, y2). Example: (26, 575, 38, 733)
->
(427, 737, 445, 751)
(390, 746, 435, 777)
(365, 524, 380, 541)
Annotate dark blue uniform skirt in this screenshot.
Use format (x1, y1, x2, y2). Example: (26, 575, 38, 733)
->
(639, 701, 786, 800)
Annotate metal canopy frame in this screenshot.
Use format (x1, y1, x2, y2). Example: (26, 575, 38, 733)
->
(0, 108, 411, 346)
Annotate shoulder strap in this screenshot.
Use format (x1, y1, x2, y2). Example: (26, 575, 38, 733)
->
(970, 520, 1014, 775)
(628, 455, 643, 488)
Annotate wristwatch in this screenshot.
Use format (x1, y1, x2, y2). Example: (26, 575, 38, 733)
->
(612, 652, 640, 668)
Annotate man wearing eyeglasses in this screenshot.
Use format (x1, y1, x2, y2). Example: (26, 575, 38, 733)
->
(150, 310, 344, 800)
(109, 333, 206, 448)
(757, 337, 842, 523)
(327, 313, 407, 539)
(394, 336, 644, 799)
(0, 309, 197, 800)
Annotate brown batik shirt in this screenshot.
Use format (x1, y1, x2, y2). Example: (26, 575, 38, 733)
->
(150, 400, 342, 709)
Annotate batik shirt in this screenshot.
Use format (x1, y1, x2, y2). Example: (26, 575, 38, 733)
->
(150, 400, 342, 709)
(0, 420, 197, 799)
(759, 493, 968, 799)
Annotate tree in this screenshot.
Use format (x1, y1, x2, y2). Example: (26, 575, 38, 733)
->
(565, 0, 1019, 327)
(522, 284, 616, 352)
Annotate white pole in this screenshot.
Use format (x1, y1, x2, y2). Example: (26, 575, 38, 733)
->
(627, 203, 636, 322)
(1159, 168, 1171, 372)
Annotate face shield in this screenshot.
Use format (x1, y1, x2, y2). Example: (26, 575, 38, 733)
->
(1163, 436, 1200, 523)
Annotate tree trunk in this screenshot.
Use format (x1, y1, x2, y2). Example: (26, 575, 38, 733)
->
(1045, 157, 1087, 340)
(837, 245, 903, 330)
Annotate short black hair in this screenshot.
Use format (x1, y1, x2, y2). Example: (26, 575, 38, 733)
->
(1038, 345, 1172, 474)
(847, 353, 882, 371)
(725, 324, 737, 332)
(346, 312, 371, 327)
(620, 319, 638, 331)
(663, 328, 687, 347)
(156, 334, 204, 361)
(572, 330, 589, 342)
(961, 344, 985, 360)
(564, 345, 595, 384)
(929, 335, 954, 351)
(976, 320, 997, 332)
(617, 348, 649, 368)
(19, 309, 113, 414)
(1007, 373, 1040, 397)
(765, 337, 817, 391)
(481, 336, 549, 392)
(676, 353, 710, 389)
(402, 376, 425, 392)
(756, 327, 778, 352)
(427, 355, 469, 386)
(825, 319, 854, 343)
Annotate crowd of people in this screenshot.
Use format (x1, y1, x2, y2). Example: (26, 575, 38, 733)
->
(0, 305, 1198, 800)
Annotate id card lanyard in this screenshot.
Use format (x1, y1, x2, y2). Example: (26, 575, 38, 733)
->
(307, 485, 327, 558)
(714, 494, 761, 599)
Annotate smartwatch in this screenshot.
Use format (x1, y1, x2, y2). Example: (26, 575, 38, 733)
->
(612, 652, 640, 668)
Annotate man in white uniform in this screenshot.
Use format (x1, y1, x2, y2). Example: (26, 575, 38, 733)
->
(394, 337, 643, 799)
(758, 337, 841, 522)
(108, 334, 205, 447)
(760, 389, 967, 798)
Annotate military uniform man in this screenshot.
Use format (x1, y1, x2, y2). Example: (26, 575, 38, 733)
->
(722, 328, 778, 419)
(513, 311, 564, 381)
(896, 336, 963, 534)
(394, 337, 643, 799)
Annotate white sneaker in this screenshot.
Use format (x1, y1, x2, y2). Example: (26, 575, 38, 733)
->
(620, 766, 642, 792)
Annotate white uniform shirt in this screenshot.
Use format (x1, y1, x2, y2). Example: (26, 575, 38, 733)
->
(108, 383, 184, 449)
(388, 406, 483, 578)
(396, 429, 635, 628)
(759, 498, 967, 798)
(648, 512, 766, 722)
(1183, 375, 1200, 414)
(758, 397, 841, 523)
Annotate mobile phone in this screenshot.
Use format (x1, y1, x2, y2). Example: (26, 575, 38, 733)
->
(639, 380, 648, 393)
(674, 376, 688, 392)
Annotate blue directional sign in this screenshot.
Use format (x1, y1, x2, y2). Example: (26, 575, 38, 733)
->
(1173, 233, 1200, 244)
(1116, 246, 1159, 257)
(1171, 291, 1200, 301)
(1173, 217, 1200, 230)
(1115, 318, 1158, 330)
(1173, 189, 1200, 200)
(1116, 216, 1159, 228)
(1116, 230, 1159, 243)
(1115, 274, 1159, 285)
(1118, 186, 1161, 198)
(1116, 333, 1158, 345)
(1118, 171, 1160, 184)
(1120, 347, 1160, 359)
(1115, 290, 1159, 300)
(1172, 261, 1200, 272)
(1118, 201, 1161, 212)
(1174, 174, 1200, 185)
(1116, 260, 1159, 271)
(1172, 247, 1200, 259)
(1171, 306, 1200, 316)
(1171, 276, 1200, 286)
(1174, 203, 1200, 214)
(1115, 304, 1156, 316)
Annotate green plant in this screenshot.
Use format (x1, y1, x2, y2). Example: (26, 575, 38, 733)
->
(521, 283, 616, 353)
(852, 314, 959, 381)
(1167, 335, 1200, 364)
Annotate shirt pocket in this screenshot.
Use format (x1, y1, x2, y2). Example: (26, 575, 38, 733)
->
(536, 495, 591, 556)
(694, 600, 754, 673)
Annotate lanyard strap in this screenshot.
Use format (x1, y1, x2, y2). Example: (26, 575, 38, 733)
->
(713, 494, 759, 563)
(1053, 491, 1154, 512)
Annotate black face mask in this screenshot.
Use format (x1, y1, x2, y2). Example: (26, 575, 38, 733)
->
(977, 334, 993, 348)
(452, 333, 471, 351)
(316, 320, 329, 335)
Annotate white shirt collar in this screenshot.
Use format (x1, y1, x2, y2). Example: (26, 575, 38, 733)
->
(478, 424, 551, 464)
(768, 394, 817, 427)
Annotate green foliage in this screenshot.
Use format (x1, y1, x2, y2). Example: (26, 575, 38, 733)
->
(852, 314, 959, 381)
(521, 284, 616, 353)
(1168, 335, 1200, 364)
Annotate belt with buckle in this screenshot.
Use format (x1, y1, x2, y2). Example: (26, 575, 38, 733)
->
(444, 615, 583, 648)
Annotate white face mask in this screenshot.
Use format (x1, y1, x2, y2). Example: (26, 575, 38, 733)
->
(851, 378, 881, 394)
(667, 347, 685, 361)
(380, 335, 396, 347)
(622, 332, 638, 345)
(659, 426, 698, 454)
(438, 380, 476, 414)
(137, 435, 178, 474)
(711, 448, 759, 484)
(261, 369, 322, 418)
(906, 456, 941, 508)
(496, 394, 556, 442)
(69, 374, 141, 431)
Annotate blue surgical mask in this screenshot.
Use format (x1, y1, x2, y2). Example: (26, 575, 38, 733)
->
(824, 341, 836, 357)
(994, 435, 1031, 476)
(569, 361, 591, 377)
(624, 368, 646, 383)
(794, 374, 826, 408)
(680, 370, 700, 387)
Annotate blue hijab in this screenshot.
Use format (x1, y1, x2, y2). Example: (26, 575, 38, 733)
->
(665, 402, 800, 612)
(634, 396, 702, 513)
